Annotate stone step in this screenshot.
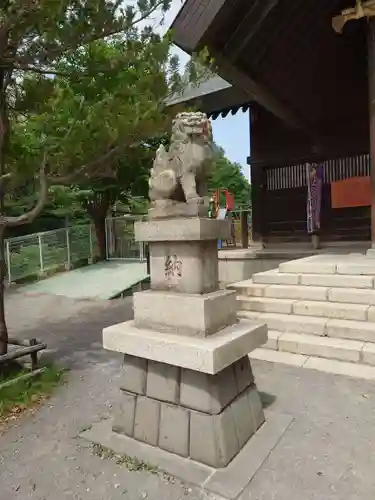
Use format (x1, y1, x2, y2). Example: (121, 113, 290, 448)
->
(231, 281, 375, 304)
(232, 281, 375, 307)
(238, 296, 370, 321)
(327, 287, 375, 306)
(229, 281, 329, 301)
(264, 284, 328, 301)
(252, 270, 300, 285)
(228, 280, 268, 297)
(277, 332, 364, 363)
(279, 258, 337, 275)
(238, 310, 375, 343)
(252, 270, 375, 289)
(237, 296, 295, 314)
(238, 310, 327, 336)
(278, 255, 375, 276)
(249, 349, 375, 381)
(292, 299, 369, 321)
(300, 273, 374, 289)
(262, 330, 371, 364)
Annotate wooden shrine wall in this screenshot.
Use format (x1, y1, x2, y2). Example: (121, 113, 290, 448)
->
(263, 154, 371, 242)
(249, 104, 370, 243)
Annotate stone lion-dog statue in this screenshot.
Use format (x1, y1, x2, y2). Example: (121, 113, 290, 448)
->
(149, 112, 213, 205)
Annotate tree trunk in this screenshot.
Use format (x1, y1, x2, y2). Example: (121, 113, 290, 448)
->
(93, 216, 107, 260)
(0, 67, 9, 355)
(0, 227, 8, 355)
(85, 190, 115, 261)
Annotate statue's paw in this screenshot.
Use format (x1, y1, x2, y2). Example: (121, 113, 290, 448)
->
(186, 196, 204, 205)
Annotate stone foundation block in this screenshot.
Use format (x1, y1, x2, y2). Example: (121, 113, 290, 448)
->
(158, 404, 190, 457)
(188, 383, 264, 468)
(231, 391, 255, 448)
(247, 386, 265, 430)
(180, 369, 213, 413)
(214, 404, 239, 467)
(233, 356, 254, 393)
(180, 364, 239, 414)
(120, 354, 147, 395)
(134, 289, 237, 337)
(146, 360, 180, 404)
(213, 365, 239, 411)
(112, 373, 265, 468)
(133, 396, 161, 446)
(189, 410, 218, 466)
(112, 391, 136, 436)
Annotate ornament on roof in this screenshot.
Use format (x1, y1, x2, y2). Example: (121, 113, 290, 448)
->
(332, 0, 375, 34)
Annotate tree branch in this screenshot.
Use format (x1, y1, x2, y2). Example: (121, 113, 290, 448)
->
(1, 0, 169, 70)
(47, 143, 121, 186)
(2, 153, 48, 226)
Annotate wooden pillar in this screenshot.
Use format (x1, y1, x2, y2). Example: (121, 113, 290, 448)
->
(368, 18, 375, 247)
(250, 162, 266, 246)
(240, 211, 249, 249)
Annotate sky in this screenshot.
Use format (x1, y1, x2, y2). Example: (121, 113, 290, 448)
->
(150, 0, 251, 181)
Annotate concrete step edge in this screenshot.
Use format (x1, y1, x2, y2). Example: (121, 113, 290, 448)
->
(238, 310, 375, 343)
(237, 296, 372, 321)
(269, 330, 365, 364)
(249, 349, 375, 381)
(252, 271, 375, 289)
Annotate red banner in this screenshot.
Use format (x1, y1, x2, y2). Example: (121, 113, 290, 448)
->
(331, 176, 371, 209)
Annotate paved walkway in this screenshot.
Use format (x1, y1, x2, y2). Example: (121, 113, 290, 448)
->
(20, 260, 148, 300)
(1, 290, 375, 499)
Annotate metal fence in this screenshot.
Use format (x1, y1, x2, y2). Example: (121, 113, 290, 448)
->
(6, 224, 99, 284)
(105, 215, 147, 261)
(4, 215, 147, 285)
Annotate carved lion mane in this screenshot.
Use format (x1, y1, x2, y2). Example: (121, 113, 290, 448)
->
(149, 112, 213, 203)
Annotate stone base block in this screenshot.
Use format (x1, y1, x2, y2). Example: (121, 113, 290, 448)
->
(113, 359, 264, 468)
(118, 354, 254, 410)
(133, 289, 237, 337)
(82, 413, 293, 500)
(149, 239, 219, 294)
(103, 319, 267, 374)
(148, 200, 209, 220)
(135, 217, 230, 242)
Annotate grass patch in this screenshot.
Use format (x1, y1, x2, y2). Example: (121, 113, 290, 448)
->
(0, 362, 64, 422)
(92, 443, 159, 474)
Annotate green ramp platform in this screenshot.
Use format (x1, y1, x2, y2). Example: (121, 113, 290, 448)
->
(20, 261, 148, 300)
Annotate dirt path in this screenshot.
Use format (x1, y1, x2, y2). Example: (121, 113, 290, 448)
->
(1, 291, 212, 500)
(2, 290, 375, 500)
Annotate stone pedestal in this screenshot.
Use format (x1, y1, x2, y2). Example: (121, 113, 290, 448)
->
(103, 215, 268, 468)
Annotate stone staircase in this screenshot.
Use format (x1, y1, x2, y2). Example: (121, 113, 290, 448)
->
(228, 254, 375, 370)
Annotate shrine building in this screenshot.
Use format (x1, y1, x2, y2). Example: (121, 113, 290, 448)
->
(169, 0, 375, 248)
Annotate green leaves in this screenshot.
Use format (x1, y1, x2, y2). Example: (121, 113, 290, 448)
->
(208, 146, 251, 208)
(3, 0, 174, 70)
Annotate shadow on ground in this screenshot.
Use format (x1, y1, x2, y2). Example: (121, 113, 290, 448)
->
(5, 290, 133, 369)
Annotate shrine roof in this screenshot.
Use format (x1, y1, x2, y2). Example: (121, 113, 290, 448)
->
(165, 75, 251, 118)
(170, 0, 367, 131)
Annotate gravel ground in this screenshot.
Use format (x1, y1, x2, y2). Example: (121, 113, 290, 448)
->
(1, 290, 375, 500)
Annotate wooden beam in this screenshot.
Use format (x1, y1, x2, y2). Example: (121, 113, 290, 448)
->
(224, 0, 279, 60)
(211, 51, 306, 129)
(171, 0, 227, 52)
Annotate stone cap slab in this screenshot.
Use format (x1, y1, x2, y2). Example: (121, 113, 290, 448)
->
(148, 200, 209, 220)
(134, 289, 237, 337)
(135, 217, 230, 243)
(103, 319, 267, 375)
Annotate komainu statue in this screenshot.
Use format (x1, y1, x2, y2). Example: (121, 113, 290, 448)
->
(149, 112, 213, 205)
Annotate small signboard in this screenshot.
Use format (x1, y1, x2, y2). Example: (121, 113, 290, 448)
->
(217, 208, 227, 220)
